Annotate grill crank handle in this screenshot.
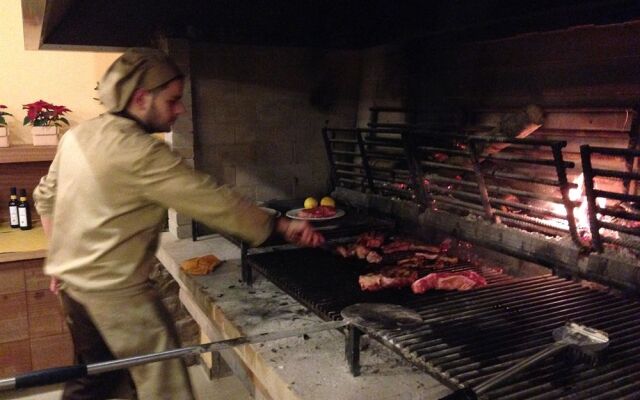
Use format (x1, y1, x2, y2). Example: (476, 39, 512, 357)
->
(0, 320, 347, 392)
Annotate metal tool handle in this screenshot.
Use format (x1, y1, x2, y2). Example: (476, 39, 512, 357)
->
(439, 342, 569, 400)
(475, 341, 569, 395)
(439, 388, 477, 400)
(0, 320, 347, 392)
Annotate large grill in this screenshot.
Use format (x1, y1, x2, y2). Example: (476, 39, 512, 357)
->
(247, 247, 640, 399)
(243, 105, 640, 399)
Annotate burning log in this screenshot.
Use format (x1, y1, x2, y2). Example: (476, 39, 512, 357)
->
(477, 104, 545, 156)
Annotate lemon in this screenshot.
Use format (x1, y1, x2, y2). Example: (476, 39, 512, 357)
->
(303, 197, 318, 209)
(320, 196, 335, 207)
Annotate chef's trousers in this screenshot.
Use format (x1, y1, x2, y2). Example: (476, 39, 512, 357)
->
(59, 283, 195, 400)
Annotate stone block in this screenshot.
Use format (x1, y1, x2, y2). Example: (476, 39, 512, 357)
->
(169, 208, 192, 226)
(222, 164, 236, 186)
(257, 184, 291, 202)
(173, 117, 194, 135)
(198, 123, 235, 146)
(236, 166, 259, 186)
(255, 141, 294, 165)
(234, 124, 257, 144)
(172, 146, 194, 160)
(217, 144, 257, 164)
(170, 130, 194, 149)
(212, 100, 247, 125)
(233, 185, 257, 200)
(169, 220, 193, 240)
(182, 158, 195, 169)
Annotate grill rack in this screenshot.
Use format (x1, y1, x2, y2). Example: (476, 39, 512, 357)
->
(323, 106, 640, 252)
(247, 247, 640, 399)
(322, 126, 584, 245)
(581, 145, 640, 253)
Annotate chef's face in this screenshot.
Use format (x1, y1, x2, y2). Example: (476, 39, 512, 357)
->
(144, 78, 186, 133)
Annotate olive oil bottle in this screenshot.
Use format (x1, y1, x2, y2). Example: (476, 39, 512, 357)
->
(18, 189, 32, 230)
(8, 187, 19, 228)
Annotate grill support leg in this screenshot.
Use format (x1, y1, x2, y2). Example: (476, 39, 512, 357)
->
(345, 325, 362, 376)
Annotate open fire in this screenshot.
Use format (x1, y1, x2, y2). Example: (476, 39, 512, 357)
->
(549, 173, 608, 240)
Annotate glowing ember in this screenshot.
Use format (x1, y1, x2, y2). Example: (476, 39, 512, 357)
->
(551, 173, 607, 234)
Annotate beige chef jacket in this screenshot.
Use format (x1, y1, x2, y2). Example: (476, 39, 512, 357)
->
(34, 112, 273, 294)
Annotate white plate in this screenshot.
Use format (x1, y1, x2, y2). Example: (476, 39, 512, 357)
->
(285, 208, 345, 221)
(260, 207, 282, 218)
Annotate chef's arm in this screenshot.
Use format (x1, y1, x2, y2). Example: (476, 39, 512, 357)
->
(41, 215, 53, 239)
(37, 215, 60, 294)
(274, 217, 324, 247)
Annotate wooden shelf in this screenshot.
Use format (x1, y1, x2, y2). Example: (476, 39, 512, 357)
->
(0, 145, 57, 164)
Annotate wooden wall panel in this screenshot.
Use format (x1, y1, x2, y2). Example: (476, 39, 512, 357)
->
(0, 339, 31, 377)
(0, 265, 25, 295)
(28, 289, 65, 338)
(24, 260, 49, 291)
(0, 292, 28, 343)
(30, 333, 73, 370)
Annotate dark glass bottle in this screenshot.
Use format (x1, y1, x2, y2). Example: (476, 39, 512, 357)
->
(8, 187, 19, 228)
(18, 189, 32, 231)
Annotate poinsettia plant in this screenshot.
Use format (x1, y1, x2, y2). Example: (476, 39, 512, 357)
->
(0, 104, 12, 127)
(22, 100, 71, 127)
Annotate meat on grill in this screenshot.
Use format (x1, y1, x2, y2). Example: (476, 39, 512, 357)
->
(382, 241, 440, 254)
(359, 266, 419, 291)
(366, 251, 383, 263)
(355, 231, 385, 248)
(335, 231, 387, 263)
(411, 270, 487, 294)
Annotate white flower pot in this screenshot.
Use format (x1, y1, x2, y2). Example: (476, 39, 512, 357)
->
(31, 125, 59, 146)
(0, 126, 8, 147)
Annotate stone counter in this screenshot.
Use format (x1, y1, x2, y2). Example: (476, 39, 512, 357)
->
(156, 233, 451, 400)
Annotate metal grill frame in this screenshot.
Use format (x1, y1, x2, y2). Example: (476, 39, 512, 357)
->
(581, 145, 640, 253)
(322, 126, 584, 245)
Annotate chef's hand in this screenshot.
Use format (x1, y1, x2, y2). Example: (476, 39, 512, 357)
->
(49, 277, 61, 295)
(275, 217, 325, 247)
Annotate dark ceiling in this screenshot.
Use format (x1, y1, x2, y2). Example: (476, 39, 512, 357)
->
(32, 0, 640, 50)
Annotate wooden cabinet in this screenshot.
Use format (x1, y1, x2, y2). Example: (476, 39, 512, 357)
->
(0, 258, 73, 378)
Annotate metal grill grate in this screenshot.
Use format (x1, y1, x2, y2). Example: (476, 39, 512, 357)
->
(248, 247, 640, 399)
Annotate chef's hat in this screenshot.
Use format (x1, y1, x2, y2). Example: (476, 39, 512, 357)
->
(98, 48, 184, 112)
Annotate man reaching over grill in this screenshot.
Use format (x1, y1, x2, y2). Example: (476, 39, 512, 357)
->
(33, 47, 324, 400)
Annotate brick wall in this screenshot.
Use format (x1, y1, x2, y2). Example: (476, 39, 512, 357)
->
(162, 39, 196, 239)
(355, 21, 640, 124)
(191, 44, 361, 203)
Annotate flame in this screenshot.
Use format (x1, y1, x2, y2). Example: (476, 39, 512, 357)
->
(551, 173, 606, 231)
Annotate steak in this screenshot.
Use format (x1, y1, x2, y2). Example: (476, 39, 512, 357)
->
(359, 266, 419, 291)
(297, 206, 337, 219)
(411, 270, 487, 294)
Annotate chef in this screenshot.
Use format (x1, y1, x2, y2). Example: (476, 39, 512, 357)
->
(33, 47, 324, 400)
